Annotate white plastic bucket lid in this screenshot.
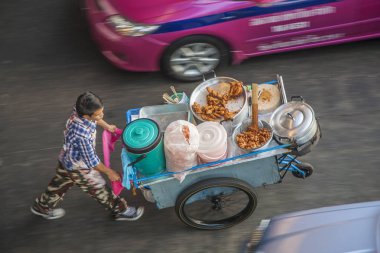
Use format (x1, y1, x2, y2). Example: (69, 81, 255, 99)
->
(197, 122, 227, 157)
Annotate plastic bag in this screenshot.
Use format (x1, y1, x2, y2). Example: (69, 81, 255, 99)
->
(164, 120, 199, 182)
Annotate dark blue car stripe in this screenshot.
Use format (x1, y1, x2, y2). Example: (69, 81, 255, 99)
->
(153, 0, 340, 34)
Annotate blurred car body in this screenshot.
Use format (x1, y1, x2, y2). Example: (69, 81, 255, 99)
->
(244, 200, 380, 253)
(85, 0, 380, 81)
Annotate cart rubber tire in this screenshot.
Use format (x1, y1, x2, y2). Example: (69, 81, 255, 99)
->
(175, 177, 257, 230)
(292, 162, 314, 178)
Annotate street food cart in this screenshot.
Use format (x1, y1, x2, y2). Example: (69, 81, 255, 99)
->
(111, 74, 320, 230)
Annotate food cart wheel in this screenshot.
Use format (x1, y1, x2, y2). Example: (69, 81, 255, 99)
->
(292, 162, 314, 178)
(175, 177, 257, 230)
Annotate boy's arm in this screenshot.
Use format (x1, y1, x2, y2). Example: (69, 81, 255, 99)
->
(77, 138, 121, 181)
(97, 119, 117, 132)
(93, 162, 121, 181)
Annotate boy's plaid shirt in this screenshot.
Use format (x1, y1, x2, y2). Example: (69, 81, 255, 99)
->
(59, 109, 100, 170)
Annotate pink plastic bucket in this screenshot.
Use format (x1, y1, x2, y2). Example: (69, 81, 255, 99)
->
(199, 146, 228, 166)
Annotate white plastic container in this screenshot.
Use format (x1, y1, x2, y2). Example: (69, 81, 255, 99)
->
(198, 148, 228, 165)
(164, 120, 199, 181)
(196, 122, 228, 164)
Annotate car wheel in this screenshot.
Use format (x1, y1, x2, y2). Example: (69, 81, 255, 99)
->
(162, 36, 230, 81)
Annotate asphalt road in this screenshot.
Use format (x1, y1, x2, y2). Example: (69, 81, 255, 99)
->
(1, 1, 380, 253)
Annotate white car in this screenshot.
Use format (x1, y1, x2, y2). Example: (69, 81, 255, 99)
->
(245, 200, 380, 253)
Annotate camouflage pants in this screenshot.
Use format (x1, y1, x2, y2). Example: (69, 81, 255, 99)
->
(34, 163, 127, 215)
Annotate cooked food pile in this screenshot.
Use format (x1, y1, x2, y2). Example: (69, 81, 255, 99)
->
(260, 89, 272, 102)
(236, 126, 271, 150)
(192, 81, 244, 121)
(229, 81, 244, 98)
(258, 84, 281, 114)
(182, 125, 190, 144)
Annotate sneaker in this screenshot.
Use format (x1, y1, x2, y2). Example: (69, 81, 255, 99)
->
(30, 204, 65, 220)
(114, 206, 144, 221)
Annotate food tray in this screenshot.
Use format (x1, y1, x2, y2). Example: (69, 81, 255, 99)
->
(139, 104, 191, 132)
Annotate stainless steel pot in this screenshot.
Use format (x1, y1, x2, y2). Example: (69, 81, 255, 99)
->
(190, 76, 248, 127)
(269, 96, 318, 146)
(291, 120, 321, 156)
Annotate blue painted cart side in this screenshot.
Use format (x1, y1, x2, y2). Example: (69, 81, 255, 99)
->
(149, 155, 280, 209)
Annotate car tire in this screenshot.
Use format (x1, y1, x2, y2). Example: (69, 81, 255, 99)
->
(162, 35, 230, 81)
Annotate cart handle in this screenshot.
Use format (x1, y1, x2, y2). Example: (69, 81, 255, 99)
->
(290, 96, 304, 102)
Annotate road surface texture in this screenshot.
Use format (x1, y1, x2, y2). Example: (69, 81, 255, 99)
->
(1, 1, 379, 253)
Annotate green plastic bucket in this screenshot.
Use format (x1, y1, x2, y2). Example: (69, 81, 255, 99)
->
(122, 118, 166, 176)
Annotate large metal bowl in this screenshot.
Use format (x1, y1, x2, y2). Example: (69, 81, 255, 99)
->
(232, 119, 273, 153)
(189, 76, 248, 126)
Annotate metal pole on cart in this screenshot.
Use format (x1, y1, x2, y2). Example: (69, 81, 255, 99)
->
(277, 74, 287, 104)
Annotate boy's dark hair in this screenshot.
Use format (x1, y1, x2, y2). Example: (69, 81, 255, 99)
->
(75, 91, 103, 117)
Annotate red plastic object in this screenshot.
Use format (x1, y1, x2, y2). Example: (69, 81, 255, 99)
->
(111, 180, 124, 196)
(102, 128, 124, 196)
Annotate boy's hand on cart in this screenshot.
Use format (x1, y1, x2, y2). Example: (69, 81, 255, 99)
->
(97, 119, 117, 133)
(107, 124, 117, 133)
(94, 162, 121, 181)
(107, 169, 121, 181)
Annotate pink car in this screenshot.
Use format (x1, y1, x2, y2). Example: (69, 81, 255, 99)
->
(85, 0, 380, 81)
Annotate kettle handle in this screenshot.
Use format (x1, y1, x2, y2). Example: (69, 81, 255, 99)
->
(290, 96, 304, 102)
(278, 136, 297, 146)
(202, 70, 216, 81)
(278, 136, 292, 142)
